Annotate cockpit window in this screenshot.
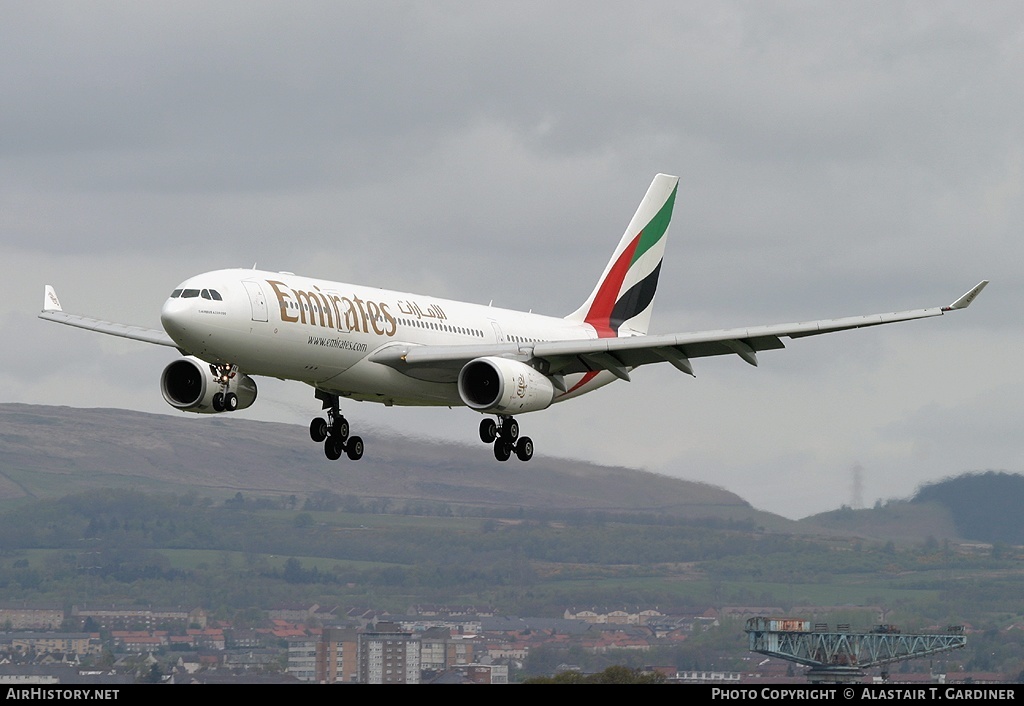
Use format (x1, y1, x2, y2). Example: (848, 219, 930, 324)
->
(177, 288, 222, 300)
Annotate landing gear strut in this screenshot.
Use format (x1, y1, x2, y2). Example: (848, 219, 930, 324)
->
(210, 363, 239, 412)
(480, 415, 532, 462)
(311, 391, 363, 461)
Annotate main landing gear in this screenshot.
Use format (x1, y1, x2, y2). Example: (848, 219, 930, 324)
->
(310, 392, 363, 462)
(210, 363, 239, 412)
(479, 416, 533, 462)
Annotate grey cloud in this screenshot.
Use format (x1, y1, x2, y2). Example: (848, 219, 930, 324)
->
(3, 1, 1021, 518)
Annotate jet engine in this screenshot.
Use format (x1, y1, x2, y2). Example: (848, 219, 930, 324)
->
(160, 356, 258, 414)
(458, 357, 555, 415)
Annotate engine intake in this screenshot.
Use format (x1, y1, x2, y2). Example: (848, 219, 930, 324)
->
(160, 356, 257, 414)
(458, 357, 555, 415)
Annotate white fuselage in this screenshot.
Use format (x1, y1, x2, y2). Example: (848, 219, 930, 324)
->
(160, 269, 614, 408)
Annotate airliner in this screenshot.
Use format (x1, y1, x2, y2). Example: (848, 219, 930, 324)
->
(39, 174, 987, 463)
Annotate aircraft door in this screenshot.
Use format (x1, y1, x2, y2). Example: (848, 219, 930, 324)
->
(490, 321, 505, 344)
(324, 291, 349, 332)
(242, 281, 269, 322)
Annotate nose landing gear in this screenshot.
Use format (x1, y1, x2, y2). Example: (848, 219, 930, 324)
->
(479, 416, 533, 462)
(311, 392, 363, 461)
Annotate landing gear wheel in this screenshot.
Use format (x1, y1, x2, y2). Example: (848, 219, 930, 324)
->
(310, 418, 328, 443)
(346, 436, 364, 461)
(479, 418, 497, 444)
(494, 440, 512, 462)
(315, 392, 360, 461)
(224, 392, 238, 412)
(324, 436, 343, 461)
(501, 418, 519, 441)
(515, 436, 534, 462)
(332, 417, 350, 441)
(212, 392, 225, 412)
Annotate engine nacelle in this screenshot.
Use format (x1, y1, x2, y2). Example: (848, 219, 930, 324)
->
(458, 357, 555, 415)
(160, 356, 258, 414)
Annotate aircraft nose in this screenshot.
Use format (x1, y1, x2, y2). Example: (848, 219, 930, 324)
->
(160, 297, 192, 344)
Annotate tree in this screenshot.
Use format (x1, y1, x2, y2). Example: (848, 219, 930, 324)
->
(140, 663, 162, 684)
(524, 666, 664, 684)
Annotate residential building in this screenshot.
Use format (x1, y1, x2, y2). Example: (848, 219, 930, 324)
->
(286, 637, 318, 682)
(359, 623, 420, 684)
(316, 628, 358, 683)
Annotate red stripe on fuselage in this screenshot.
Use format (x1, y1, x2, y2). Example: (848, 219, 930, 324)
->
(561, 370, 600, 397)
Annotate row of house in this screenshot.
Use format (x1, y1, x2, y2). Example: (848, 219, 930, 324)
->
(0, 606, 208, 632)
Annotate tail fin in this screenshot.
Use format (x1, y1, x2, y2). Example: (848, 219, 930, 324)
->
(566, 174, 678, 337)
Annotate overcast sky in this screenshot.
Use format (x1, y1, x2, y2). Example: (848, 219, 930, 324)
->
(3, 2, 1021, 519)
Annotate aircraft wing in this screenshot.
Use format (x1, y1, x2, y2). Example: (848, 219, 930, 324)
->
(371, 281, 989, 383)
(38, 285, 178, 348)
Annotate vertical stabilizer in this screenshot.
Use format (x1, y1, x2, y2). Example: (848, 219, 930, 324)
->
(566, 174, 678, 337)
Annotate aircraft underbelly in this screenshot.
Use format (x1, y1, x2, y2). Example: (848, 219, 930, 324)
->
(552, 370, 618, 402)
(317, 358, 461, 407)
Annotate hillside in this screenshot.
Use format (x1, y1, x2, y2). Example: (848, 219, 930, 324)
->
(0, 403, 784, 526)
(913, 471, 1024, 544)
(798, 501, 961, 544)
(800, 472, 1024, 546)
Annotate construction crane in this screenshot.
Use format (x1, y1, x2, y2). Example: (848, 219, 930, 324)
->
(745, 617, 966, 683)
